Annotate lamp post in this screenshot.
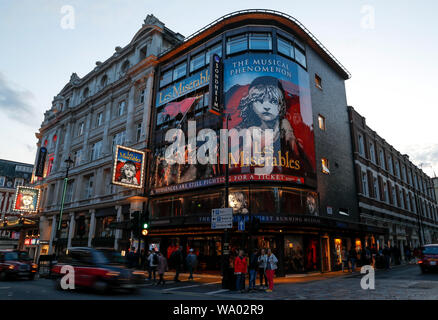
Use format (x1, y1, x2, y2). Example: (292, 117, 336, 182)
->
(54, 156, 74, 257)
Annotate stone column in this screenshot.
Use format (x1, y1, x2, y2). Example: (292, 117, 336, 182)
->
(49, 215, 57, 254)
(141, 72, 154, 144)
(88, 209, 96, 247)
(114, 205, 122, 250)
(62, 120, 73, 162)
(102, 100, 113, 156)
(125, 85, 136, 145)
(67, 213, 75, 248)
(81, 111, 92, 159)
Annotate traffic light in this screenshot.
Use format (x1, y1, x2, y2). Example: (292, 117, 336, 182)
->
(131, 211, 140, 238)
(140, 211, 150, 237)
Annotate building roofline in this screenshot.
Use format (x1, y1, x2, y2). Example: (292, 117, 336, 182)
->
(159, 9, 351, 80)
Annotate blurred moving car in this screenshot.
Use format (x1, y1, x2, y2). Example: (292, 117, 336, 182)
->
(51, 247, 144, 293)
(418, 244, 438, 273)
(0, 250, 38, 280)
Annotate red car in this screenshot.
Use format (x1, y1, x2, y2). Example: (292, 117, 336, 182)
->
(0, 250, 38, 280)
(418, 244, 438, 273)
(51, 247, 144, 293)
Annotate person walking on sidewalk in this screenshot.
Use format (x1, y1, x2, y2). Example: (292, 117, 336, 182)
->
(148, 249, 159, 282)
(341, 247, 349, 272)
(248, 248, 258, 291)
(186, 248, 197, 280)
(257, 249, 268, 289)
(234, 250, 247, 293)
(156, 252, 168, 286)
(172, 246, 184, 282)
(265, 249, 278, 292)
(348, 247, 357, 273)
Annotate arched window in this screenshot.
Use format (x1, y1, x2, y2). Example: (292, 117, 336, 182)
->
(101, 75, 108, 87)
(121, 60, 130, 73)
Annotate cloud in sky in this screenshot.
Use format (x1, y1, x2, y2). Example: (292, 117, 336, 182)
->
(0, 71, 38, 126)
(405, 143, 438, 177)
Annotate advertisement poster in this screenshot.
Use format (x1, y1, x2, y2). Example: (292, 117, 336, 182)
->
(12, 186, 40, 213)
(112, 145, 145, 189)
(152, 53, 316, 193)
(223, 53, 316, 184)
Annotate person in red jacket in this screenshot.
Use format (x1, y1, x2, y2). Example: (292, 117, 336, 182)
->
(234, 250, 247, 293)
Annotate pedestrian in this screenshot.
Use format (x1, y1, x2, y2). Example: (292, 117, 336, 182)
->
(127, 247, 136, 269)
(265, 249, 278, 292)
(172, 246, 184, 282)
(383, 246, 391, 270)
(234, 250, 247, 293)
(186, 248, 197, 280)
(257, 249, 268, 289)
(248, 248, 258, 291)
(348, 247, 357, 273)
(341, 247, 349, 272)
(156, 251, 168, 286)
(148, 249, 159, 281)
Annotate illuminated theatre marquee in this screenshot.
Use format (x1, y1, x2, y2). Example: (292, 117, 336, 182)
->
(13, 186, 41, 213)
(112, 145, 146, 189)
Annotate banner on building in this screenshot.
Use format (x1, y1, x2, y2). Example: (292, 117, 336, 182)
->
(35, 147, 47, 177)
(12, 186, 41, 213)
(112, 145, 145, 189)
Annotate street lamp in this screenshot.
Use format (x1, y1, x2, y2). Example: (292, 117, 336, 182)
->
(54, 155, 74, 257)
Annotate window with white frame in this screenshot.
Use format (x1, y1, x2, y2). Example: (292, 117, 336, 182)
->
(373, 177, 379, 199)
(369, 142, 376, 163)
(190, 52, 206, 72)
(136, 123, 142, 142)
(173, 62, 187, 81)
(118, 101, 126, 116)
(277, 36, 294, 59)
(358, 134, 365, 156)
(379, 149, 386, 170)
(96, 112, 103, 127)
(227, 34, 248, 55)
(84, 175, 94, 199)
(361, 171, 368, 196)
(112, 131, 126, 153)
(77, 122, 84, 136)
(73, 149, 82, 166)
(383, 181, 389, 203)
(90, 140, 102, 161)
(14, 178, 24, 188)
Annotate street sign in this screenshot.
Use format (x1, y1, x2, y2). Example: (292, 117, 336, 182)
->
(211, 208, 233, 229)
(238, 216, 245, 231)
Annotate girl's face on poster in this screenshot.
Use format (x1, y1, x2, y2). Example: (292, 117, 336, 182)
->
(251, 86, 281, 122)
(22, 195, 33, 206)
(123, 164, 136, 179)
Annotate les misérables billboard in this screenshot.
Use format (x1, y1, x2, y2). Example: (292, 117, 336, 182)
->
(151, 53, 316, 195)
(13, 186, 41, 213)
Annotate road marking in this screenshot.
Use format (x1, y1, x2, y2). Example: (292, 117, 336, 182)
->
(206, 289, 229, 295)
(163, 281, 221, 291)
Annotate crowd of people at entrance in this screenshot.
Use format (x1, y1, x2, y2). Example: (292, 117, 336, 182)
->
(230, 247, 278, 293)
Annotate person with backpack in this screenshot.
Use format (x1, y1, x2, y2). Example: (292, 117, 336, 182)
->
(148, 249, 159, 282)
(265, 249, 278, 292)
(248, 248, 259, 291)
(257, 249, 268, 289)
(156, 251, 168, 286)
(186, 248, 197, 280)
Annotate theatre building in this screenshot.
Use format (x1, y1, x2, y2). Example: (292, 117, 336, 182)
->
(146, 10, 385, 275)
(30, 15, 184, 260)
(348, 106, 438, 254)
